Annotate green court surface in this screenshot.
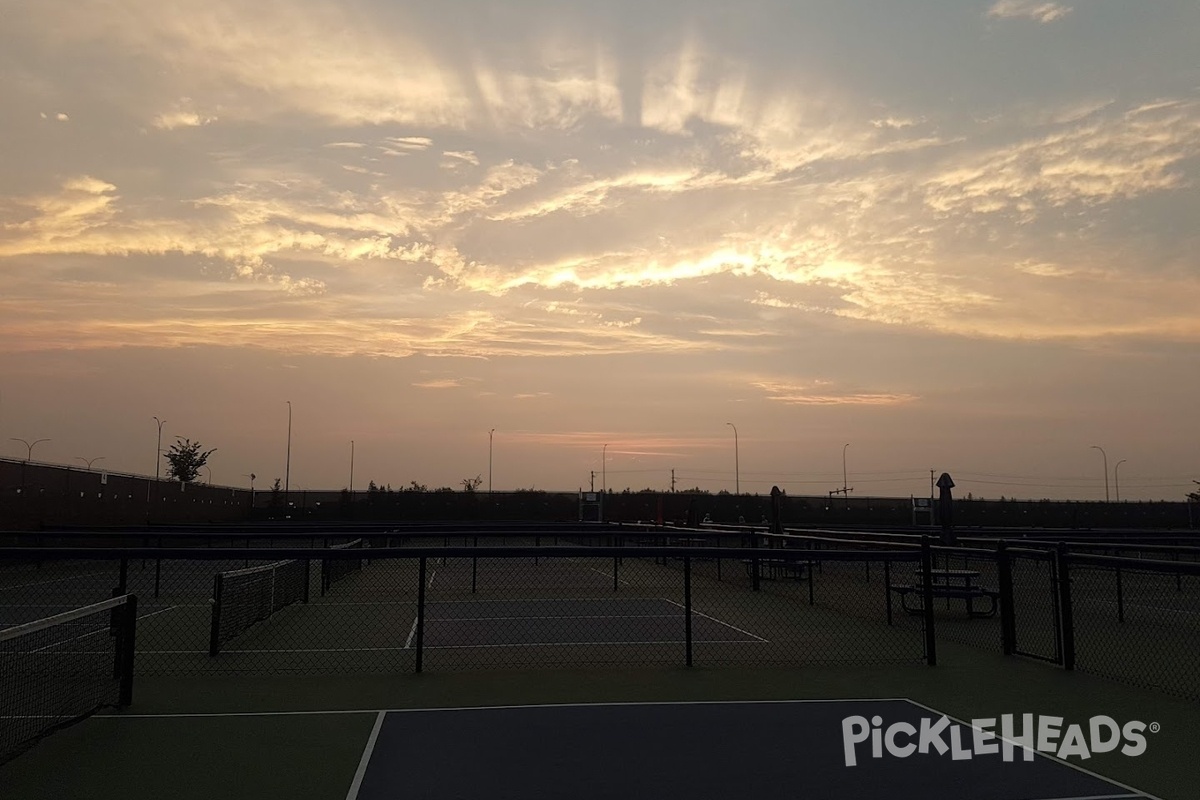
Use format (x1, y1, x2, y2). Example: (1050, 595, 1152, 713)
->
(2, 642, 1198, 800)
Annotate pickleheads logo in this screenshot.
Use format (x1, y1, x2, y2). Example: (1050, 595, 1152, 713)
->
(841, 714, 1157, 767)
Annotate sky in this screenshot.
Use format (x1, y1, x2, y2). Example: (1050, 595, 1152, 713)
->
(1, 0, 1198, 501)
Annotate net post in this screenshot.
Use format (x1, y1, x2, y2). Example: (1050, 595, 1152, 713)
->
(921, 536, 937, 666)
(209, 573, 223, 657)
(1056, 543, 1075, 671)
(997, 541, 1015, 655)
(415, 556, 427, 673)
(684, 555, 693, 667)
(119, 595, 137, 706)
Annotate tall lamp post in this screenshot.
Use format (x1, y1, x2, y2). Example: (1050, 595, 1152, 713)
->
(1114, 459, 1127, 503)
(150, 417, 166, 504)
(76, 456, 105, 471)
(349, 440, 355, 495)
(1090, 445, 1109, 502)
(489, 429, 495, 494)
(726, 423, 739, 494)
(10, 438, 49, 490)
(284, 401, 292, 508)
(11, 437, 50, 461)
(842, 443, 851, 509)
(202, 465, 212, 484)
(602, 443, 609, 493)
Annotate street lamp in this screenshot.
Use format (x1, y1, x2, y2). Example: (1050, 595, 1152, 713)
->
(602, 443, 608, 493)
(489, 429, 495, 494)
(1090, 445, 1109, 502)
(202, 465, 212, 484)
(349, 440, 355, 495)
(284, 401, 292, 506)
(842, 443, 851, 509)
(149, 417, 166, 504)
(75, 456, 105, 471)
(1115, 459, 1127, 503)
(10, 438, 50, 461)
(726, 423, 739, 494)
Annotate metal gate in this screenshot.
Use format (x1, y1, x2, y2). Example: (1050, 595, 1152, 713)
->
(1009, 549, 1062, 664)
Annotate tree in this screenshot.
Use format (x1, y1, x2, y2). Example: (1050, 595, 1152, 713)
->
(163, 437, 216, 483)
(461, 475, 483, 492)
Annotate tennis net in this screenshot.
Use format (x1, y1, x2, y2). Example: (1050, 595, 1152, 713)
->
(1, 594, 137, 766)
(321, 539, 364, 594)
(209, 559, 308, 656)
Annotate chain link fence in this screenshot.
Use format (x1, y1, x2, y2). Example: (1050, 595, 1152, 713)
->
(1, 541, 928, 677)
(1067, 553, 1200, 701)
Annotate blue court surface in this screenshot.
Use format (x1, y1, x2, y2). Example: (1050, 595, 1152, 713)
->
(343, 700, 1157, 800)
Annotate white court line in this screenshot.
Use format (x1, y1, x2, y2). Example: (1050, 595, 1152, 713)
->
(0, 570, 113, 591)
(1084, 598, 1200, 617)
(426, 614, 685, 622)
(902, 698, 1161, 800)
(403, 618, 418, 650)
(1029, 794, 1143, 800)
(658, 597, 768, 642)
(423, 640, 765, 650)
(344, 710, 386, 800)
(565, 558, 630, 587)
(92, 699, 917, 719)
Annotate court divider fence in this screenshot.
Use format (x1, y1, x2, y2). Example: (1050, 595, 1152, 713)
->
(1, 544, 931, 676)
(3, 525, 1198, 699)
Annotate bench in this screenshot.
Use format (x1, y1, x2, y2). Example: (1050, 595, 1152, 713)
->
(888, 583, 999, 618)
(744, 558, 808, 582)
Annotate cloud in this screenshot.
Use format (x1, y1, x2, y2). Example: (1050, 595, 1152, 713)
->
(987, 1, 1073, 23)
(152, 110, 215, 130)
(753, 380, 918, 406)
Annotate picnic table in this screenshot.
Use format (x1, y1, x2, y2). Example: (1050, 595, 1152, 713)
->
(889, 568, 998, 618)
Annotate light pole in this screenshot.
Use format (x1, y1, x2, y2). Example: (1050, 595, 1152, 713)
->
(202, 465, 212, 484)
(1114, 459, 1127, 502)
(75, 456, 105, 471)
(726, 423, 739, 494)
(489, 429, 495, 494)
(1090, 445, 1109, 502)
(842, 443, 851, 509)
(11, 438, 49, 490)
(243, 473, 256, 509)
(284, 401, 292, 507)
(10, 438, 50, 461)
(150, 417, 166, 503)
(602, 443, 608, 493)
(349, 440, 355, 495)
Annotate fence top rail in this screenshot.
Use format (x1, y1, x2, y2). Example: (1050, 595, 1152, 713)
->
(1066, 551, 1200, 575)
(0, 545, 924, 562)
(1015, 539, 1200, 555)
(765, 531, 923, 551)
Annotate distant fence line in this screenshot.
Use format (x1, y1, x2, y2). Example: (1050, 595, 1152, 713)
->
(2, 457, 1196, 531)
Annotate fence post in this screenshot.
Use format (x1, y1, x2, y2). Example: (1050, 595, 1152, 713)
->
(415, 556, 427, 673)
(303, 559, 311, 604)
(118, 595, 137, 706)
(751, 528, 760, 592)
(472, 536, 478, 594)
(1056, 544, 1075, 671)
(208, 574, 223, 657)
(684, 555, 693, 667)
(884, 559, 893, 625)
(921, 537, 937, 666)
(117, 558, 128, 594)
(997, 541, 1015, 656)
(1115, 564, 1124, 623)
